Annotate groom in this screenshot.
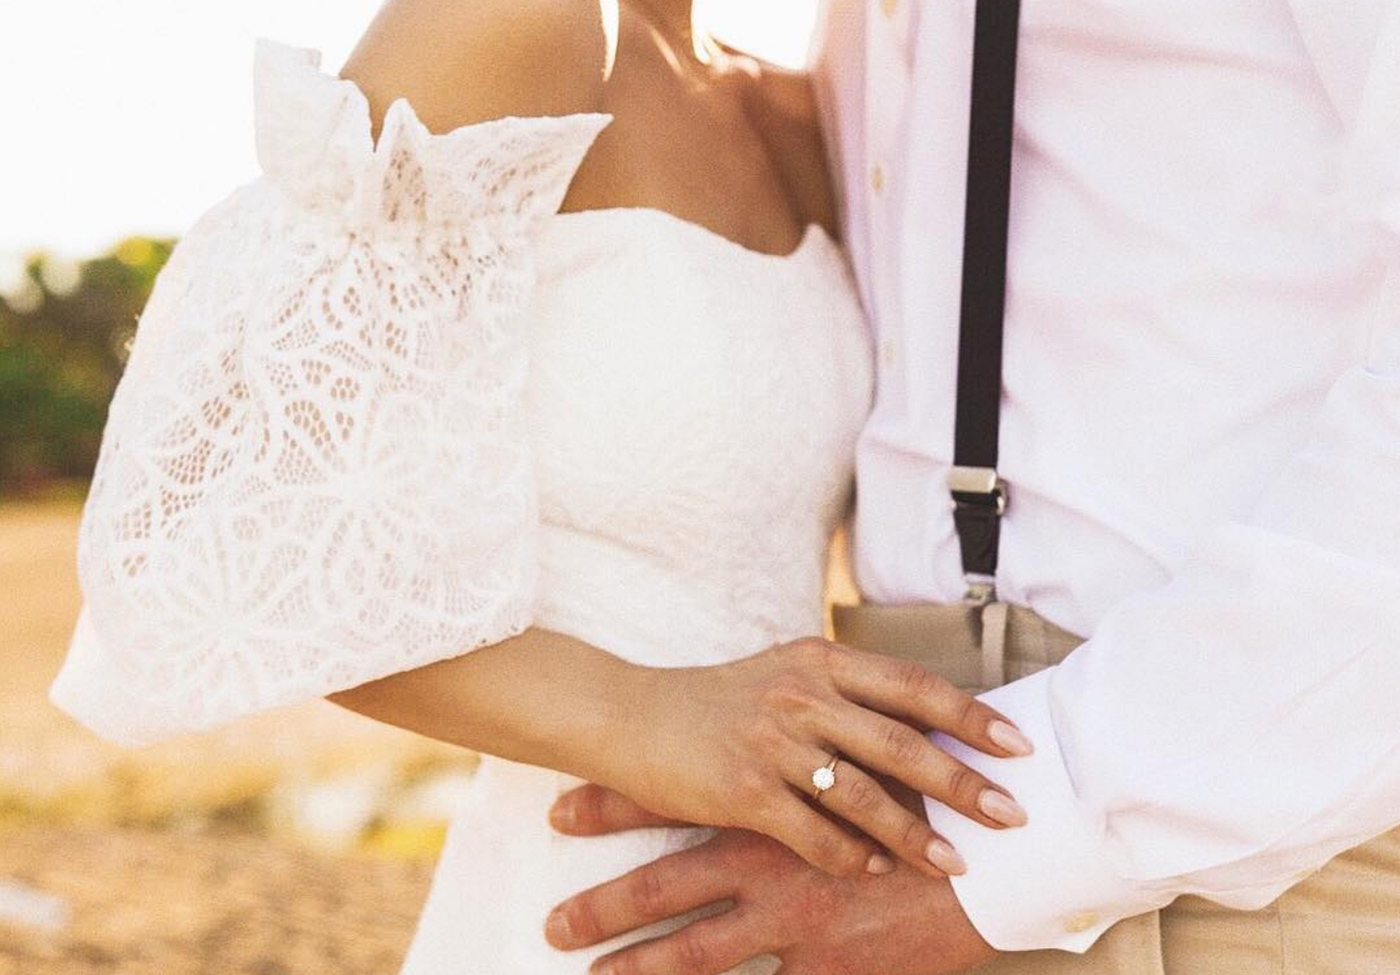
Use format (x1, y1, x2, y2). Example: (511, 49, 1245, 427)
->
(544, 0, 1400, 972)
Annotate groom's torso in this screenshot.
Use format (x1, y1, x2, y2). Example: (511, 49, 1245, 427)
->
(813, 0, 1397, 637)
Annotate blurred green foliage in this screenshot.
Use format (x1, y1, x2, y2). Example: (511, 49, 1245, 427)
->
(0, 237, 174, 495)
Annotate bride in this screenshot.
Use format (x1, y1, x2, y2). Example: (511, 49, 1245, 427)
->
(50, 0, 1034, 971)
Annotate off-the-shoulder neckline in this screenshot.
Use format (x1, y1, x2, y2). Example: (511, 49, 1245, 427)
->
(254, 38, 835, 262)
(255, 36, 614, 156)
(553, 207, 834, 262)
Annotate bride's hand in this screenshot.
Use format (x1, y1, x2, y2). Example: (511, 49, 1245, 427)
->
(606, 638, 1033, 879)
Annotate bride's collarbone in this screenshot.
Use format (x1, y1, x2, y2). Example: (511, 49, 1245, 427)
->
(559, 25, 830, 257)
(560, 146, 811, 260)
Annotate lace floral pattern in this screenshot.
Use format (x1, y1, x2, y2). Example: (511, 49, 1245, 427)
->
(53, 39, 611, 743)
(52, 37, 874, 766)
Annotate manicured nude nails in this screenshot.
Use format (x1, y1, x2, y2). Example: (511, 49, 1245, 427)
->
(926, 838, 967, 875)
(867, 853, 896, 874)
(988, 719, 1035, 756)
(979, 789, 1029, 827)
(546, 910, 572, 946)
(548, 799, 574, 831)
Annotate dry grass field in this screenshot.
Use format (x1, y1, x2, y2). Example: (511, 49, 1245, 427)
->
(0, 499, 476, 974)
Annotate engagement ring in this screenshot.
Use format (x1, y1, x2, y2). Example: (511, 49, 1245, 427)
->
(812, 755, 839, 798)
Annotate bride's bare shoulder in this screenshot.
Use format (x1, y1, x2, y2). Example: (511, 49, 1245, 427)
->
(718, 49, 837, 235)
(724, 52, 821, 134)
(340, 0, 612, 139)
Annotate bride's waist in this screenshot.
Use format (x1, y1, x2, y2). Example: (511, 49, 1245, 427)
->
(535, 524, 814, 667)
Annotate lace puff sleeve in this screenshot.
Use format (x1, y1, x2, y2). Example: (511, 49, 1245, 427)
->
(49, 38, 612, 746)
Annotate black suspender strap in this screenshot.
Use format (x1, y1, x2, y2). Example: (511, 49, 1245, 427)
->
(950, 0, 1022, 602)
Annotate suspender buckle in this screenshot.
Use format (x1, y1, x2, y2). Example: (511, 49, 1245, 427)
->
(949, 467, 1008, 601)
(948, 466, 1008, 515)
(962, 576, 998, 606)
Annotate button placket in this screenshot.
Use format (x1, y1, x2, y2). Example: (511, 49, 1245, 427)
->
(862, 0, 914, 366)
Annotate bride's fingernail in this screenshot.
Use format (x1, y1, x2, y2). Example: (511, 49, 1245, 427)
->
(978, 789, 1029, 827)
(866, 853, 895, 875)
(548, 800, 575, 831)
(546, 909, 573, 946)
(926, 838, 967, 875)
(988, 720, 1035, 756)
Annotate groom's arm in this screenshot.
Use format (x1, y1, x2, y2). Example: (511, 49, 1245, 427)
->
(924, 12, 1400, 954)
(925, 269, 1400, 952)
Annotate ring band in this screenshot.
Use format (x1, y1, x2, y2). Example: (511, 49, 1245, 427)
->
(811, 755, 839, 798)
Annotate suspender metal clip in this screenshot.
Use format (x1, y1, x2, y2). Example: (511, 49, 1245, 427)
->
(948, 466, 1008, 515)
(949, 466, 1008, 603)
(962, 576, 998, 606)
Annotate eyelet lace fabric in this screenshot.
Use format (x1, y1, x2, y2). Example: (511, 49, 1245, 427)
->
(51, 39, 612, 744)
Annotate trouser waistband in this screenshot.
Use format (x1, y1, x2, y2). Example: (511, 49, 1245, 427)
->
(830, 601, 1085, 694)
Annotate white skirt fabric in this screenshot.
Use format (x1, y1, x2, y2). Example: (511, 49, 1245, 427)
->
(399, 756, 780, 975)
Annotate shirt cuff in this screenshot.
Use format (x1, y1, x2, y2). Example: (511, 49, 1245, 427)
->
(923, 668, 1175, 953)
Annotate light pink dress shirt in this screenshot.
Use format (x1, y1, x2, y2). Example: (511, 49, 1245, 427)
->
(814, 0, 1400, 953)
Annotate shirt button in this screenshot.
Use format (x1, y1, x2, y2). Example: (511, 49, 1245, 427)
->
(1064, 912, 1099, 935)
(870, 165, 886, 194)
(880, 0, 899, 17)
(881, 338, 898, 365)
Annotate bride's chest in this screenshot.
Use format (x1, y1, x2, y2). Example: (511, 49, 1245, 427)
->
(522, 213, 873, 534)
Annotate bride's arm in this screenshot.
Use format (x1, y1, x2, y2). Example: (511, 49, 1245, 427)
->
(327, 629, 642, 780)
(53, 0, 615, 762)
(328, 622, 1036, 882)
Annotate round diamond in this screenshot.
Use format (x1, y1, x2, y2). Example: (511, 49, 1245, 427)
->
(812, 766, 836, 792)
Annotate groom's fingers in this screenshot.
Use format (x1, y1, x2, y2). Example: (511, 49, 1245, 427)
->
(585, 910, 765, 975)
(545, 842, 733, 950)
(550, 785, 686, 836)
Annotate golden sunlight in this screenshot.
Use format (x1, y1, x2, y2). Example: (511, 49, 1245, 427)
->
(0, 0, 828, 257)
(700, 0, 824, 68)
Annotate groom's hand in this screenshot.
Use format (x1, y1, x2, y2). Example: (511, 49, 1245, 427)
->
(546, 785, 999, 975)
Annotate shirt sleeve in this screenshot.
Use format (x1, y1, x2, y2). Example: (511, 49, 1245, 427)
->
(925, 25, 1400, 954)
(48, 38, 612, 747)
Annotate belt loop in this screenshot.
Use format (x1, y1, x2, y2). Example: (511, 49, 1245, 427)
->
(979, 600, 1009, 691)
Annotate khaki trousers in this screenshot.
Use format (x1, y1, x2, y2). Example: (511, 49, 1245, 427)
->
(831, 601, 1400, 975)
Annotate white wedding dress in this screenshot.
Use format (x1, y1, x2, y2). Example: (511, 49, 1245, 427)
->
(49, 39, 872, 974)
